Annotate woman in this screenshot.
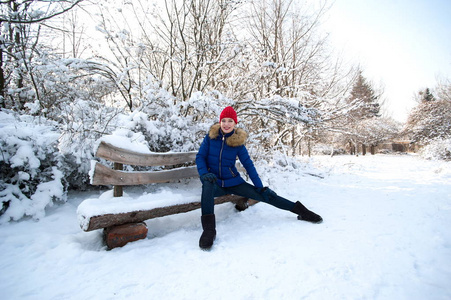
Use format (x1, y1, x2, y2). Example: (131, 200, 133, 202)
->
(196, 106, 322, 250)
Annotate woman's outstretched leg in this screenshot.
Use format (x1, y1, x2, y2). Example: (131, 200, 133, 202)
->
(227, 183, 322, 223)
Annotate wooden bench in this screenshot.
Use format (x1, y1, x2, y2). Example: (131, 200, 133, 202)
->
(77, 141, 257, 249)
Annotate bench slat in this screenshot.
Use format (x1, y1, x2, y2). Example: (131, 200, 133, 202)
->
(96, 141, 197, 166)
(91, 162, 199, 185)
(83, 195, 255, 231)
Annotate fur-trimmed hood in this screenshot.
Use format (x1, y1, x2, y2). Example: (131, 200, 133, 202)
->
(208, 123, 247, 147)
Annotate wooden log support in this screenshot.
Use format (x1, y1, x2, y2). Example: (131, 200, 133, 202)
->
(104, 222, 148, 249)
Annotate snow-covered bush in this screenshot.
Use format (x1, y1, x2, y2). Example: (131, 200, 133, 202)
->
(253, 149, 321, 187)
(137, 80, 232, 152)
(58, 98, 122, 189)
(96, 89, 233, 157)
(312, 144, 346, 156)
(404, 99, 451, 144)
(0, 111, 65, 222)
(420, 139, 451, 161)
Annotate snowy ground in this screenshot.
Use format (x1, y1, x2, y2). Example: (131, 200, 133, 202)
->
(1, 154, 450, 300)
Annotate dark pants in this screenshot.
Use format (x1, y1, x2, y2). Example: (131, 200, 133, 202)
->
(201, 181, 296, 215)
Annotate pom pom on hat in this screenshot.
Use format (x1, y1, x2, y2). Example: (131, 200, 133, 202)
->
(219, 106, 238, 124)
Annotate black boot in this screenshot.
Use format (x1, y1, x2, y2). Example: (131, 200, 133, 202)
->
(199, 214, 216, 250)
(291, 201, 323, 223)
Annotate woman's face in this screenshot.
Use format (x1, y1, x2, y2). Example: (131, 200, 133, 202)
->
(220, 118, 236, 134)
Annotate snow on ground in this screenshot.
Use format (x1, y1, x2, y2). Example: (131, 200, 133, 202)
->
(0, 154, 450, 300)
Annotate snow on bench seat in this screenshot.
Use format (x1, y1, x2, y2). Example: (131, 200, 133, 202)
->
(77, 189, 251, 232)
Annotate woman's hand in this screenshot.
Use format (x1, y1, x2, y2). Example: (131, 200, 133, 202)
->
(256, 187, 277, 201)
(201, 173, 217, 183)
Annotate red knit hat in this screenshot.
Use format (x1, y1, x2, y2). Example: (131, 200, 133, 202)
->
(219, 106, 238, 124)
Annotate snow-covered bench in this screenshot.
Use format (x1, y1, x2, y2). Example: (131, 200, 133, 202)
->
(77, 141, 256, 249)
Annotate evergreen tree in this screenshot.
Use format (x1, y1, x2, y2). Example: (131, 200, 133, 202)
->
(419, 88, 435, 103)
(347, 71, 380, 120)
(340, 71, 383, 155)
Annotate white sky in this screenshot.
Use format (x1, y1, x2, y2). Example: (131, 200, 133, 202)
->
(322, 0, 451, 122)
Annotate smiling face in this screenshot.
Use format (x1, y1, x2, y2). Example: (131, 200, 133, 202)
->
(220, 118, 236, 134)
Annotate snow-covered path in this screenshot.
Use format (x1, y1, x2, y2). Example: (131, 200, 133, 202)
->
(0, 155, 450, 299)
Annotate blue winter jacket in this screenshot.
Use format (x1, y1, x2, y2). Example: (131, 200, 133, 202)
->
(196, 124, 263, 188)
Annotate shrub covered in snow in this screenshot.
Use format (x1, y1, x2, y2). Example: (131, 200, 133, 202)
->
(0, 111, 65, 222)
(57, 98, 122, 190)
(93, 89, 233, 154)
(420, 139, 451, 161)
(404, 98, 451, 144)
(123, 89, 232, 153)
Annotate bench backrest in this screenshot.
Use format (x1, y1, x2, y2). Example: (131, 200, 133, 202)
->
(91, 141, 198, 196)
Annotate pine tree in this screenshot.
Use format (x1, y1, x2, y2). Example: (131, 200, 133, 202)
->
(347, 72, 380, 120)
(341, 71, 382, 155)
(419, 88, 435, 103)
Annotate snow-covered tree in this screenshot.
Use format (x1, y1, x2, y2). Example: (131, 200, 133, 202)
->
(354, 117, 400, 154)
(337, 71, 385, 154)
(417, 87, 435, 103)
(88, 0, 243, 110)
(404, 88, 451, 145)
(226, 0, 355, 154)
(0, 0, 84, 110)
(435, 78, 451, 102)
(346, 71, 380, 120)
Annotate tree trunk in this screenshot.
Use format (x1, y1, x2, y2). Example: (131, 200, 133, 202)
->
(370, 145, 376, 155)
(0, 46, 5, 108)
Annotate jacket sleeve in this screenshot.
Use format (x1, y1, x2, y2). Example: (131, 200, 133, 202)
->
(196, 134, 210, 177)
(237, 145, 263, 188)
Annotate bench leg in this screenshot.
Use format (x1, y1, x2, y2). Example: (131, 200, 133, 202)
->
(234, 197, 249, 211)
(233, 197, 258, 211)
(113, 162, 123, 197)
(103, 222, 148, 250)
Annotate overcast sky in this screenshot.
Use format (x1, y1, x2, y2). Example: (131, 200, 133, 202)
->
(322, 0, 451, 122)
